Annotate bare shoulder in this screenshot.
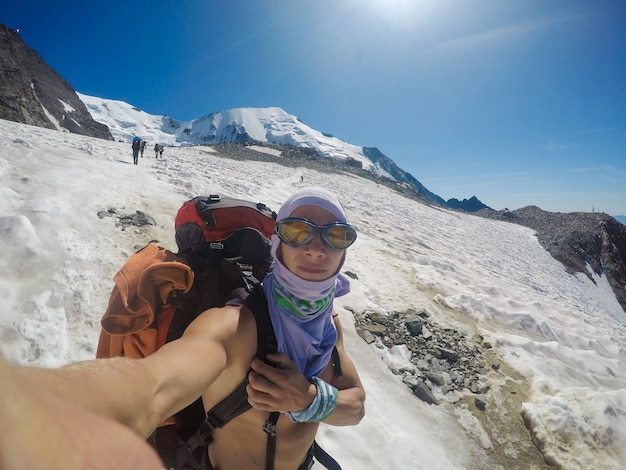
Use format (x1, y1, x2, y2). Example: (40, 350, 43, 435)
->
(183, 304, 251, 339)
(140, 304, 260, 424)
(145, 304, 257, 374)
(182, 304, 258, 361)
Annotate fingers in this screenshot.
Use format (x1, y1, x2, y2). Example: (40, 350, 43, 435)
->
(247, 354, 313, 412)
(246, 370, 282, 411)
(251, 352, 296, 372)
(247, 369, 278, 395)
(246, 389, 272, 410)
(247, 354, 292, 410)
(249, 353, 295, 387)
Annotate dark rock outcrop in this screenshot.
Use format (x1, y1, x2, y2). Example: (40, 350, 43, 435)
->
(447, 195, 493, 212)
(0, 24, 112, 140)
(353, 307, 491, 403)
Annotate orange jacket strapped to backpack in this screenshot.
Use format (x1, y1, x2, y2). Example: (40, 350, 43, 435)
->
(96, 244, 193, 359)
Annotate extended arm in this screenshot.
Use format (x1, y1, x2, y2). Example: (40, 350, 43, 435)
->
(16, 305, 245, 438)
(0, 352, 163, 469)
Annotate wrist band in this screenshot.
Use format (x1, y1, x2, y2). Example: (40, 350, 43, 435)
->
(287, 376, 338, 423)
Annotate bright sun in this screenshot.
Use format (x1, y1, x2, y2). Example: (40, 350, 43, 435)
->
(360, 0, 429, 25)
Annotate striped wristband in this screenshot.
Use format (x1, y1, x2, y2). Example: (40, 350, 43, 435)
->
(287, 376, 338, 423)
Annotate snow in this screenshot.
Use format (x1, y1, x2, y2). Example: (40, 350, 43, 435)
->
(248, 145, 282, 157)
(58, 99, 76, 114)
(1, 117, 625, 469)
(78, 93, 179, 146)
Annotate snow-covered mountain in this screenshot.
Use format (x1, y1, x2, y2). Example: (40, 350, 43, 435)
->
(78, 93, 446, 206)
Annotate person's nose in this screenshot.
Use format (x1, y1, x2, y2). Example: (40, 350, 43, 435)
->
(304, 234, 327, 256)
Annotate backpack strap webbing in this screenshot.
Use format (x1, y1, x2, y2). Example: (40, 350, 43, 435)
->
(312, 441, 342, 470)
(263, 411, 280, 470)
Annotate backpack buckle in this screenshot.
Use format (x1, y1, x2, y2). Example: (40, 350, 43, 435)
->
(237, 263, 259, 292)
(262, 418, 277, 437)
(209, 242, 224, 252)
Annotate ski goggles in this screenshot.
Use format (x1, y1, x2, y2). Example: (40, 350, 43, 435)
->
(275, 217, 357, 250)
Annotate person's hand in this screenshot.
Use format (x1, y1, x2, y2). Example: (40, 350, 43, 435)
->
(247, 353, 316, 413)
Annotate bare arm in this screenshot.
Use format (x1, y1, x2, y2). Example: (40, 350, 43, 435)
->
(0, 353, 163, 470)
(17, 305, 245, 438)
(18, 355, 163, 437)
(324, 314, 366, 425)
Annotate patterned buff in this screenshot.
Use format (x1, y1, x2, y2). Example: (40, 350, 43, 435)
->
(262, 187, 351, 378)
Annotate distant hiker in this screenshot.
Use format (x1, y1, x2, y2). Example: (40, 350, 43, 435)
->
(154, 143, 159, 158)
(19, 187, 365, 470)
(301, 175, 304, 183)
(0, 352, 162, 470)
(140, 140, 146, 158)
(159, 144, 164, 158)
(131, 137, 141, 165)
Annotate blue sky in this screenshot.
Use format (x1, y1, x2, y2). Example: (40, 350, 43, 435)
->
(2, 0, 625, 215)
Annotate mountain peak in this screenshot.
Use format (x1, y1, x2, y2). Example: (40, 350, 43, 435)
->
(446, 196, 492, 212)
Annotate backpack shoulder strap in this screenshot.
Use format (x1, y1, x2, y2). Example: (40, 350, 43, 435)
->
(245, 286, 278, 358)
(243, 287, 281, 470)
(181, 285, 277, 468)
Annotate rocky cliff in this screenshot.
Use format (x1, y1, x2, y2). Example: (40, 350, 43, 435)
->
(0, 24, 112, 140)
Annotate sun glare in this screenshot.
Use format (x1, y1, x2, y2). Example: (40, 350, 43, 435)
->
(361, 0, 428, 25)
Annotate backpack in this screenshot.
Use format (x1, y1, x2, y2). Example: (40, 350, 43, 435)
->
(96, 194, 342, 470)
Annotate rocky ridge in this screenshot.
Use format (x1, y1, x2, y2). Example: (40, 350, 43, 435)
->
(0, 24, 112, 139)
(208, 143, 450, 207)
